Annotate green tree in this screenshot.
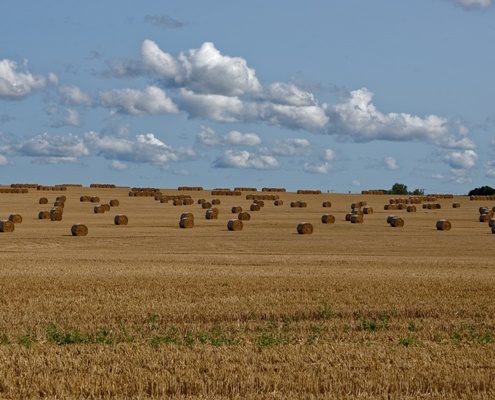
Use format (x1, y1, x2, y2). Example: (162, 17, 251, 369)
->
(390, 183, 408, 195)
(468, 186, 495, 196)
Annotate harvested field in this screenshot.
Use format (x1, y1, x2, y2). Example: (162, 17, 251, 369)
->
(0, 186, 495, 398)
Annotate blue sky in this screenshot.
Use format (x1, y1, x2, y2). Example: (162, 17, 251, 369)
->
(1, 0, 494, 193)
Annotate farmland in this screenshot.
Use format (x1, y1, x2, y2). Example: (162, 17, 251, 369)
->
(1, 185, 495, 398)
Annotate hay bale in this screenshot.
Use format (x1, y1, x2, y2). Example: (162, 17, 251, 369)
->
(254, 200, 264, 207)
(390, 217, 404, 227)
(227, 219, 243, 231)
(452, 203, 460, 208)
(406, 206, 417, 213)
(362, 206, 373, 215)
(0, 220, 15, 233)
(38, 211, 50, 219)
(350, 214, 363, 224)
(436, 219, 451, 231)
(102, 204, 111, 212)
(212, 199, 221, 205)
(290, 201, 298, 208)
(297, 222, 313, 234)
(198, 198, 206, 204)
(183, 198, 194, 206)
(274, 200, 283, 206)
(386, 215, 397, 224)
(71, 224, 88, 236)
(202, 202, 212, 209)
(321, 214, 335, 224)
(160, 198, 169, 203)
(298, 201, 307, 208)
(56, 195, 67, 203)
(322, 201, 332, 207)
(205, 209, 218, 220)
(180, 212, 194, 220)
(54, 200, 65, 208)
(39, 197, 48, 204)
(173, 199, 183, 206)
(50, 210, 63, 221)
(179, 217, 194, 229)
(480, 214, 491, 223)
(489, 218, 495, 228)
(238, 212, 251, 221)
(114, 214, 129, 225)
(90, 197, 100, 203)
(345, 213, 352, 221)
(231, 206, 242, 213)
(9, 214, 22, 224)
(80, 196, 90, 202)
(492, 225, 495, 234)
(94, 205, 105, 214)
(250, 203, 261, 212)
(110, 199, 120, 207)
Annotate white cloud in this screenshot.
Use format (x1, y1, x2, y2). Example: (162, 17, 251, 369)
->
(84, 131, 195, 165)
(0, 59, 47, 99)
(144, 15, 184, 29)
(304, 162, 332, 174)
(260, 103, 329, 131)
(13, 132, 88, 163)
(141, 39, 181, 79)
(453, 0, 493, 10)
(384, 156, 399, 170)
(196, 126, 261, 147)
(432, 174, 445, 180)
(322, 149, 337, 161)
(0, 154, 9, 166)
(272, 138, 312, 157)
(99, 86, 179, 115)
(261, 82, 318, 106)
(443, 150, 478, 169)
(58, 85, 93, 106)
(328, 88, 451, 144)
(214, 149, 278, 170)
(352, 180, 361, 187)
(449, 168, 473, 184)
(110, 160, 128, 171)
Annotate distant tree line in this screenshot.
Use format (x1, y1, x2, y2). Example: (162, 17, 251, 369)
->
(468, 186, 495, 196)
(374, 183, 424, 196)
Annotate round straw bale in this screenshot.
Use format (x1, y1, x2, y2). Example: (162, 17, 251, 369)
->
(352, 208, 363, 215)
(250, 203, 261, 212)
(39, 197, 48, 204)
(231, 206, 242, 213)
(91, 196, 100, 203)
(114, 214, 129, 225)
(321, 214, 335, 224)
(227, 219, 243, 231)
(359, 201, 368, 207)
(363, 206, 374, 215)
(350, 214, 363, 224)
(202, 202, 212, 209)
(57, 196, 67, 203)
(238, 212, 251, 221)
(406, 205, 417, 213)
(322, 201, 332, 207)
(479, 206, 488, 214)
(290, 201, 298, 208)
(390, 217, 404, 227)
(212, 199, 221, 205)
(436, 219, 451, 231)
(492, 225, 495, 234)
(173, 199, 183, 206)
(179, 217, 194, 229)
(205, 209, 218, 219)
(9, 214, 23, 224)
(274, 200, 283, 206)
(254, 200, 264, 207)
(94, 205, 105, 214)
(110, 199, 120, 207)
(180, 212, 194, 220)
(71, 224, 88, 236)
(160, 197, 168, 203)
(298, 201, 307, 208)
(38, 211, 50, 219)
(386, 215, 397, 224)
(345, 213, 352, 221)
(102, 204, 111, 212)
(297, 222, 313, 234)
(80, 196, 90, 202)
(489, 218, 495, 228)
(50, 210, 63, 221)
(54, 200, 65, 208)
(0, 220, 15, 232)
(198, 198, 206, 204)
(479, 214, 491, 223)
(452, 203, 460, 208)
(183, 198, 194, 206)
(351, 203, 361, 209)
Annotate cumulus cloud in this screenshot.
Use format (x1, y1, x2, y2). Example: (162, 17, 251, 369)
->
(272, 138, 312, 157)
(259, 103, 329, 131)
(322, 149, 337, 161)
(304, 162, 332, 174)
(384, 156, 399, 170)
(110, 160, 128, 171)
(443, 150, 478, 169)
(214, 149, 278, 170)
(449, 168, 474, 184)
(0, 154, 9, 166)
(12, 132, 88, 163)
(99, 86, 179, 115)
(453, 0, 493, 10)
(84, 131, 195, 165)
(144, 14, 184, 29)
(141, 39, 181, 79)
(196, 126, 261, 147)
(327, 88, 451, 144)
(51, 109, 81, 127)
(261, 82, 318, 107)
(0, 59, 47, 99)
(58, 85, 92, 106)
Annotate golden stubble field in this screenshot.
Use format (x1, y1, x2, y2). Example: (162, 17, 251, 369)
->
(1, 186, 495, 399)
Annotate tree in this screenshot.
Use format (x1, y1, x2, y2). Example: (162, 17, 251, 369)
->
(390, 182, 408, 195)
(468, 186, 495, 196)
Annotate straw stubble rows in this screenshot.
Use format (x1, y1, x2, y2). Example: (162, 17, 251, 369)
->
(1, 186, 495, 398)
